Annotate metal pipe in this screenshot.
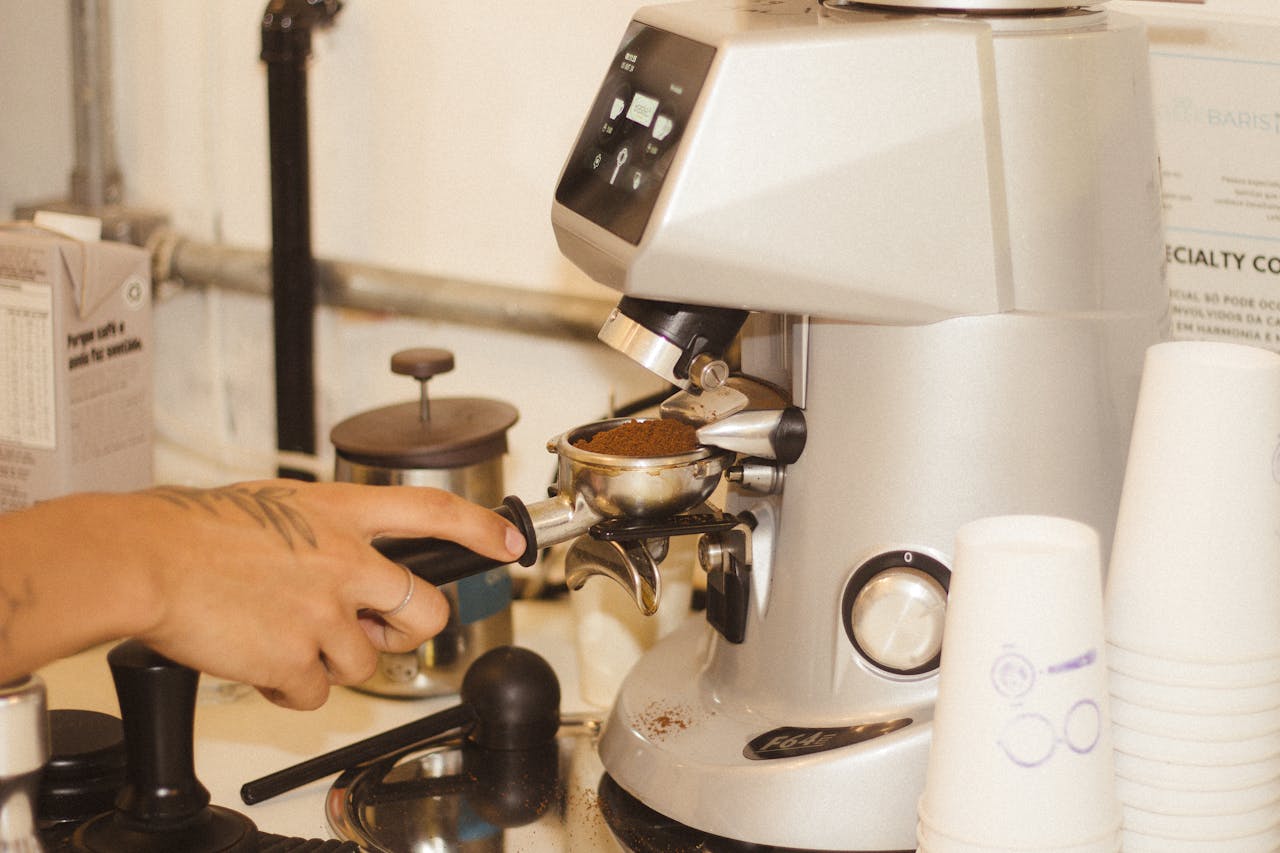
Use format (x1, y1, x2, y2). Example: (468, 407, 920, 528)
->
(69, 0, 122, 208)
(14, 0, 168, 245)
(260, 0, 340, 480)
(153, 232, 615, 342)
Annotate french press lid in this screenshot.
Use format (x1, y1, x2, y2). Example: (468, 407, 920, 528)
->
(330, 348, 519, 470)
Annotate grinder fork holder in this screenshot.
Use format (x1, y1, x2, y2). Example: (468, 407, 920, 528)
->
(374, 414, 750, 618)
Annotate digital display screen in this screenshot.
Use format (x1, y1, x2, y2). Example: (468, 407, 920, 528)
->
(555, 23, 716, 245)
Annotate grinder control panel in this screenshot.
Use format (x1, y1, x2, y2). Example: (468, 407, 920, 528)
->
(554, 22, 716, 245)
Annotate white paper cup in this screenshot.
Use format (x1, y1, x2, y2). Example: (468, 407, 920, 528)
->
(1113, 750, 1280, 793)
(1122, 801, 1280, 840)
(1109, 669, 1280, 716)
(1115, 775, 1280, 817)
(916, 813, 1120, 853)
(1106, 341, 1280, 663)
(1108, 642, 1280, 688)
(920, 515, 1118, 848)
(1112, 721, 1280, 766)
(1122, 824, 1280, 853)
(1110, 695, 1280, 742)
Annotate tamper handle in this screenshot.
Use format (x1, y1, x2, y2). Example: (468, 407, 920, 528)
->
(241, 645, 558, 805)
(75, 641, 258, 852)
(107, 640, 209, 829)
(375, 496, 538, 586)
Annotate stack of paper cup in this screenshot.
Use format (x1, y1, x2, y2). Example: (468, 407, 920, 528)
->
(1104, 340, 1280, 851)
(918, 515, 1120, 852)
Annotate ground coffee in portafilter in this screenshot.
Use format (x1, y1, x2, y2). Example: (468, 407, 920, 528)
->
(573, 419, 699, 456)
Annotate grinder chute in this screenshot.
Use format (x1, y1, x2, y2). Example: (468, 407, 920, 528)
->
(598, 296, 747, 392)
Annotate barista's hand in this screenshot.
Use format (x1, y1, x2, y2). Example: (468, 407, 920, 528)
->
(0, 481, 526, 710)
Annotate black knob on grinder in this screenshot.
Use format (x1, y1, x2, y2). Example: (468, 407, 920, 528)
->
(71, 640, 257, 853)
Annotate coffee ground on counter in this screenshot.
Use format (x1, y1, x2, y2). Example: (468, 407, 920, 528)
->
(573, 418, 699, 456)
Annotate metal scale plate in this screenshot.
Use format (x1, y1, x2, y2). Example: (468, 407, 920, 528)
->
(326, 716, 907, 852)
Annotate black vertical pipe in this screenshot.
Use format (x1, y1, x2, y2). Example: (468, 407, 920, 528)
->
(260, 1, 340, 481)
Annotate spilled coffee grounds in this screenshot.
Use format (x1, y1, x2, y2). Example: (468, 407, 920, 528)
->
(573, 419, 699, 456)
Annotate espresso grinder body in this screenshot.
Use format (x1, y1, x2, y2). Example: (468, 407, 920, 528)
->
(551, 0, 1166, 849)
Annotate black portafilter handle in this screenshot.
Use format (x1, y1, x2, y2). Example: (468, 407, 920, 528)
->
(240, 645, 560, 806)
(374, 496, 540, 587)
(71, 640, 257, 853)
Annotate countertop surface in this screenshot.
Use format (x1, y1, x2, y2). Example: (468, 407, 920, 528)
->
(36, 599, 609, 848)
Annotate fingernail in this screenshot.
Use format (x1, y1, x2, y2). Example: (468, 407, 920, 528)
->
(506, 525, 526, 557)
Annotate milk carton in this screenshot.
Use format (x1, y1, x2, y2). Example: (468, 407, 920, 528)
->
(0, 212, 152, 510)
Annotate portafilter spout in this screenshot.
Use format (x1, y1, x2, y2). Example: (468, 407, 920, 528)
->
(374, 418, 733, 615)
(564, 537, 664, 617)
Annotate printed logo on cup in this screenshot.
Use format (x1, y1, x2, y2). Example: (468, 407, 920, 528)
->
(998, 699, 1101, 768)
(991, 652, 1036, 699)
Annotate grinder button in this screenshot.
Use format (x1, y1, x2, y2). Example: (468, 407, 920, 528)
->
(849, 566, 947, 674)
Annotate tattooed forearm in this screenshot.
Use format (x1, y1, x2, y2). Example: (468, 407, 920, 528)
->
(147, 485, 318, 549)
(0, 575, 36, 651)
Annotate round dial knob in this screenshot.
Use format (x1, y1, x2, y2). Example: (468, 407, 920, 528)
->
(848, 566, 947, 674)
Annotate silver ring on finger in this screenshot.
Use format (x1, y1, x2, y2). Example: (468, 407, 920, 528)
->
(379, 563, 415, 618)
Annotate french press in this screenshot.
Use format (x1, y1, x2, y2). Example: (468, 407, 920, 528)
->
(331, 348, 519, 698)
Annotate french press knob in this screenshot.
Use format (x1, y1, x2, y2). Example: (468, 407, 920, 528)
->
(391, 347, 454, 424)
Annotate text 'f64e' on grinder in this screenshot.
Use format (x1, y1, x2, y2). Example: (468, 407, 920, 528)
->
(548, 0, 1167, 848)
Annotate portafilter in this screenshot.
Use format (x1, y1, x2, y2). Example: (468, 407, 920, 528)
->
(375, 417, 734, 615)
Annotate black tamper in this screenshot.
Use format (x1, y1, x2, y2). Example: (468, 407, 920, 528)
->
(241, 645, 560, 804)
(70, 640, 257, 853)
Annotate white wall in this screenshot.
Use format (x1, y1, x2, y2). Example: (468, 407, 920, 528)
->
(102, 0, 647, 291)
(1, 0, 668, 499)
(1, 3, 74, 216)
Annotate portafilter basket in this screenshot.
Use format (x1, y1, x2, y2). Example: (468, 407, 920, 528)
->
(553, 417, 733, 520)
(374, 418, 734, 605)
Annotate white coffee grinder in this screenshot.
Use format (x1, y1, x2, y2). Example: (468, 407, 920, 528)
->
(551, 0, 1167, 849)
